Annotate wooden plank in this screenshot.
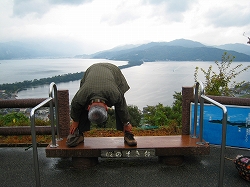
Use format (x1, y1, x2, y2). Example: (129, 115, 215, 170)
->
(46, 135, 210, 158)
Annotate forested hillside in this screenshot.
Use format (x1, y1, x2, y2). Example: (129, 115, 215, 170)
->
(92, 39, 250, 62)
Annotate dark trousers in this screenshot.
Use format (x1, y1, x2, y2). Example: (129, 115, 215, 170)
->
(78, 109, 124, 134)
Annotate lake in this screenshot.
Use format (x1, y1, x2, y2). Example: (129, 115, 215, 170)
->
(1, 59, 250, 109)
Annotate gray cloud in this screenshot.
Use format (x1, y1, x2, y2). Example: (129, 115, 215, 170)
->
(12, 0, 49, 18)
(50, 0, 92, 5)
(144, 0, 196, 12)
(100, 1, 141, 26)
(205, 6, 250, 27)
(101, 10, 138, 26)
(165, 0, 197, 13)
(12, 0, 92, 18)
(144, 0, 197, 22)
(143, 0, 166, 5)
(102, 0, 198, 25)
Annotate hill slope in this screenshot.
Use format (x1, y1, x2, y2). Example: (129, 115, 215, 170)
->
(1, 39, 250, 61)
(92, 39, 250, 63)
(216, 43, 250, 56)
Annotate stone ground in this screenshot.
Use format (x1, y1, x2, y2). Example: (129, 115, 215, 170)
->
(0, 145, 249, 187)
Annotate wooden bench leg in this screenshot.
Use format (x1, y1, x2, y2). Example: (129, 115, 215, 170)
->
(72, 157, 99, 169)
(158, 156, 184, 166)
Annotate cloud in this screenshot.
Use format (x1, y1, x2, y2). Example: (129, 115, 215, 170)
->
(12, 0, 92, 18)
(50, 0, 92, 5)
(101, 11, 138, 25)
(165, 0, 197, 13)
(143, 0, 197, 22)
(100, 1, 142, 25)
(143, 0, 197, 12)
(101, 0, 197, 26)
(0, 0, 249, 54)
(12, 0, 49, 18)
(203, 1, 250, 28)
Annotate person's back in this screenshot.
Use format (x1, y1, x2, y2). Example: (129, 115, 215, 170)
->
(81, 63, 129, 94)
(76, 63, 128, 107)
(80, 63, 118, 101)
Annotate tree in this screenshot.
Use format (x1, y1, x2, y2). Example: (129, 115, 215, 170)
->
(194, 52, 250, 96)
(127, 105, 142, 127)
(143, 103, 171, 127)
(143, 92, 182, 128)
(170, 91, 182, 127)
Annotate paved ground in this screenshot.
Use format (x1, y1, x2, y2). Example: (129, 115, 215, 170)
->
(0, 145, 249, 187)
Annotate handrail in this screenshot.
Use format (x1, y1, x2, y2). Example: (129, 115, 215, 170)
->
(30, 97, 53, 187)
(201, 95, 227, 187)
(192, 81, 204, 138)
(49, 82, 62, 142)
(193, 81, 228, 187)
(30, 82, 59, 187)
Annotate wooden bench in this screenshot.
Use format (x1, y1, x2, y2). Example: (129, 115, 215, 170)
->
(46, 135, 210, 169)
(44, 88, 210, 169)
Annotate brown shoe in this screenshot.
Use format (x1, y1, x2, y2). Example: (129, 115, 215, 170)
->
(124, 131, 137, 146)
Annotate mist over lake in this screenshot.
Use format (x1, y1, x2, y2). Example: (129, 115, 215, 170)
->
(1, 59, 250, 109)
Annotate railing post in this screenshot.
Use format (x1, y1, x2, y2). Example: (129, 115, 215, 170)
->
(192, 81, 204, 138)
(219, 106, 228, 187)
(49, 82, 60, 147)
(196, 95, 205, 145)
(181, 87, 194, 135)
(30, 108, 41, 187)
(57, 90, 70, 137)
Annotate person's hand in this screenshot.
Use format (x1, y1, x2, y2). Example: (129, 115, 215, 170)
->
(70, 121, 79, 134)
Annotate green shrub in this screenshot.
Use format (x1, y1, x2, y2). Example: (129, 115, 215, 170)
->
(194, 52, 250, 96)
(0, 112, 51, 127)
(143, 92, 182, 128)
(0, 112, 29, 126)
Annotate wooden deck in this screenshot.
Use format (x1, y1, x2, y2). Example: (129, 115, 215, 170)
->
(46, 135, 210, 158)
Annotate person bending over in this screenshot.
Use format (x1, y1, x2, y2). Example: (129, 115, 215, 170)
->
(66, 63, 137, 147)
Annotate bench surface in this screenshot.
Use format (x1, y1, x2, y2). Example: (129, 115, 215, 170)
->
(46, 135, 210, 158)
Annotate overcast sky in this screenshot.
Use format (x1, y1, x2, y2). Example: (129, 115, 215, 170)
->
(1, 0, 250, 55)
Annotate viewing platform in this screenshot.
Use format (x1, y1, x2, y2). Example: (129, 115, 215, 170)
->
(4, 85, 250, 186)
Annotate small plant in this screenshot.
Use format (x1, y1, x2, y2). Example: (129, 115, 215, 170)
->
(0, 112, 51, 127)
(194, 52, 250, 96)
(0, 112, 29, 126)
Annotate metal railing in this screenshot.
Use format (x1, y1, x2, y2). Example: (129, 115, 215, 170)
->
(30, 82, 59, 187)
(192, 81, 228, 187)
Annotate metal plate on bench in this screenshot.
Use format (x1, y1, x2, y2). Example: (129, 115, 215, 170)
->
(101, 149, 155, 158)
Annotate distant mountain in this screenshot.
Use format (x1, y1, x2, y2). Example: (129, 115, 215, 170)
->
(91, 39, 250, 63)
(1, 39, 250, 61)
(0, 41, 56, 60)
(92, 39, 208, 60)
(0, 41, 83, 60)
(216, 43, 250, 56)
(166, 38, 206, 48)
(109, 44, 141, 51)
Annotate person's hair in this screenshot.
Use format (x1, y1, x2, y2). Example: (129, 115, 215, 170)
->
(88, 105, 107, 124)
